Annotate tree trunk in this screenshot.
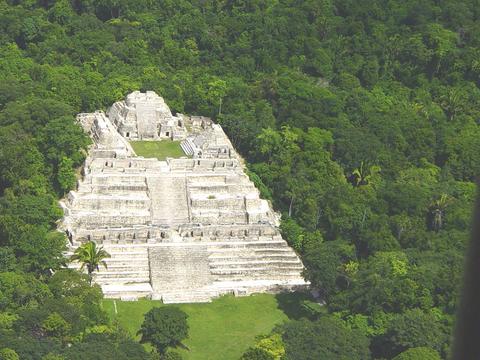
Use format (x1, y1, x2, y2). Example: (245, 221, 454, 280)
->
(88, 266, 93, 285)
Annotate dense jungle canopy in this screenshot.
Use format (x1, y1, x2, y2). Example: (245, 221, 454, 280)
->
(1, 0, 479, 358)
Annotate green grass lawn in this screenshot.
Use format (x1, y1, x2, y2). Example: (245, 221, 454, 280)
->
(130, 140, 186, 160)
(103, 293, 312, 360)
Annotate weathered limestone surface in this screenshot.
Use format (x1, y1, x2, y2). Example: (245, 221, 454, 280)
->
(108, 90, 186, 140)
(62, 91, 308, 303)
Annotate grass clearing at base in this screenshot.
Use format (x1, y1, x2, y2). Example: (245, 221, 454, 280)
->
(103, 292, 312, 360)
(130, 140, 186, 160)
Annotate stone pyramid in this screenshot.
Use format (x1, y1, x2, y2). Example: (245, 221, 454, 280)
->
(61, 91, 308, 303)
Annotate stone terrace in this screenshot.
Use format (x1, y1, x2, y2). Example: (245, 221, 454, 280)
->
(61, 91, 308, 303)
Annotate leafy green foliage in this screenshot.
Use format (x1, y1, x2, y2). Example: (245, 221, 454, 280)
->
(0, 0, 476, 357)
(375, 309, 449, 358)
(65, 333, 149, 360)
(303, 240, 355, 301)
(42, 312, 70, 338)
(240, 347, 274, 360)
(282, 317, 371, 360)
(0, 348, 19, 360)
(70, 241, 110, 283)
(138, 307, 189, 354)
(241, 333, 284, 360)
(57, 157, 76, 194)
(393, 347, 441, 360)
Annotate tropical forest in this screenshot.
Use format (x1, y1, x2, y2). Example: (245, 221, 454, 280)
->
(0, 0, 478, 359)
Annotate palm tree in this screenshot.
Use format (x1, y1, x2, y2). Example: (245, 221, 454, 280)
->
(70, 241, 110, 285)
(350, 161, 381, 187)
(430, 194, 451, 232)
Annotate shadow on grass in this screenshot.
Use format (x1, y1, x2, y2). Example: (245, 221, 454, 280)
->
(275, 291, 325, 320)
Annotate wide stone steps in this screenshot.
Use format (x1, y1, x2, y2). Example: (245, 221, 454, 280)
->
(188, 185, 255, 195)
(205, 242, 282, 250)
(246, 243, 289, 249)
(72, 198, 150, 211)
(209, 254, 299, 262)
(191, 210, 248, 225)
(90, 174, 147, 185)
(211, 271, 304, 280)
(99, 253, 149, 260)
(93, 270, 150, 278)
(102, 246, 149, 253)
(205, 238, 304, 283)
(208, 241, 288, 251)
(224, 237, 278, 243)
(102, 244, 150, 251)
(103, 256, 149, 263)
(66, 266, 150, 284)
(94, 276, 150, 284)
(72, 193, 150, 200)
(102, 283, 153, 300)
(212, 277, 304, 285)
(69, 209, 151, 216)
(180, 139, 195, 156)
(94, 238, 150, 245)
(217, 236, 283, 243)
(99, 264, 149, 271)
(68, 260, 145, 269)
(209, 247, 299, 260)
(159, 290, 214, 304)
(103, 251, 149, 258)
(69, 215, 151, 229)
(208, 248, 297, 257)
(190, 197, 246, 210)
(200, 236, 269, 243)
(188, 180, 229, 188)
(104, 248, 148, 254)
(148, 176, 189, 225)
(211, 263, 303, 272)
(253, 247, 293, 253)
(209, 260, 302, 269)
(101, 263, 148, 270)
(93, 185, 148, 193)
(68, 244, 152, 290)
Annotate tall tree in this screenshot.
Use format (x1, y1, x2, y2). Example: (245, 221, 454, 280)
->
(70, 241, 110, 284)
(429, 193, 451, 231)
(138, 307, 189, 355)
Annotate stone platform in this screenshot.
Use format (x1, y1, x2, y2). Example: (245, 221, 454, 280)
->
(61, 91, 308, 303)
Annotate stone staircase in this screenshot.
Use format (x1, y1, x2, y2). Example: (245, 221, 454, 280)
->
(67, 244, 153, 300)
(149, 243, 213, 302)
(155, 290, 215, 304)
(63, 171, 152, 230)
(147, 237, 306, 303)
(66, 236, 307, 302)
(180, 138, 196, 156)
(67, 210, 152, 229)
(207, 239, 304, 282)
(147, 176, 189, 226)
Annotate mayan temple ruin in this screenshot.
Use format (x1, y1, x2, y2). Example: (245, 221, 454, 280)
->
(60, 91, 308, 303)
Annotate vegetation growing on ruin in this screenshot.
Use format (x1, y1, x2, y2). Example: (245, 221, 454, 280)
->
(131, 140, 187, 160)
(0, 0, 478, 358)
